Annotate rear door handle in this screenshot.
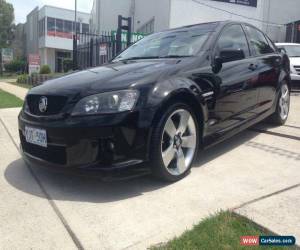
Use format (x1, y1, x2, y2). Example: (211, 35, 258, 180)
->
(248, 63, 258, 71)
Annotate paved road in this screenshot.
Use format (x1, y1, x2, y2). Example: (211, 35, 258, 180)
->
(0, 95, 299, 249)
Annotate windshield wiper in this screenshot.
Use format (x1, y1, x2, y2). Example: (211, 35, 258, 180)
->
(118, 56, 160, 61)
(159, 55, 193, 58)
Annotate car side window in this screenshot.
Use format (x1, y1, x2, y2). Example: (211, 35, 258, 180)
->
(215, 24, 250, 63)
(245, 25, 274, 55)
(265, 36, 276, 52)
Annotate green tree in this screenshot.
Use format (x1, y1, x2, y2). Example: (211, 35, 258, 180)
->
(0, 0, 15, 48)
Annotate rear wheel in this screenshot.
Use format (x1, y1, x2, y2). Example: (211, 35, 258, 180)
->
(269, 82, 290, 125)
(150, 103, 199, 182)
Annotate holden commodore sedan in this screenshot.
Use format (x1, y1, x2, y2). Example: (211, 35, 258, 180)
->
(19, 21, 291, 182)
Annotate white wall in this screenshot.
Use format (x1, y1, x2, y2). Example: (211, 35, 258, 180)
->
(44, 36, 73, 50)
(261, 0, 300, 42)
(169, 0, 264, 30)
(91, 0, 132, 33)
(134, 0, 171, 33)
(90, 0, 100, 33)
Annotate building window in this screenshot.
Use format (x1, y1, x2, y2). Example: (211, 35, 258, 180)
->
(82, 23, 89, 34)
(56, 19, 63, 33)
(47, 17, 55, 36)
(45, 17, 89, 39)
(137, 18, 155, 34)
(38, 18, 45, 37)
(64, 20, 73, 33)
(73, 22, 81, 33)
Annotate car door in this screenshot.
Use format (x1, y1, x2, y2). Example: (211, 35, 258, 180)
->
(209, 24, 259, 136)
(243, 25, 281, 115)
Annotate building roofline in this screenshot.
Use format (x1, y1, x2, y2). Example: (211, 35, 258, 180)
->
(40, 5, 90, 16)
(26, 6, 39, 18)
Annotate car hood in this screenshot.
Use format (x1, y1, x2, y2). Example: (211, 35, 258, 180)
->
(289, 57, 300, 66)
(29, 59, 190, 99)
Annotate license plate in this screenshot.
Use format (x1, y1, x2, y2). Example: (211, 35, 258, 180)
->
(25, 126, 47, 148)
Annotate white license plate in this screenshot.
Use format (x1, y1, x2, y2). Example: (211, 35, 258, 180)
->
(25, 126, 47, 148)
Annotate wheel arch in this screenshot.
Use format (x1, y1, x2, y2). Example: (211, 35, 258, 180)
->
(148, 89, 207, 149)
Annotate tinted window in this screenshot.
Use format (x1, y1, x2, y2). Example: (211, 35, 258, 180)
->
(245, 26, 274, 55)
(64, 20, 73, 33)
(266, 36, 276, 52)
(215, 24, 250, 62)
(56, 19, 63, 33)
(73, 22, 80, 33)
(82, 23, 89, 34)
(114, 29, 210, 61)
(47, 17, 55, 32)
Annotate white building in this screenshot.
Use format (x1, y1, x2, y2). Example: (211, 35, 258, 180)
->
(26, 6, 90, 72)
(90, 0, 300, 42)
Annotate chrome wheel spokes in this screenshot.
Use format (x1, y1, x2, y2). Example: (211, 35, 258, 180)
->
(161, 109, 197, 176)
(279, 84, 290, 120)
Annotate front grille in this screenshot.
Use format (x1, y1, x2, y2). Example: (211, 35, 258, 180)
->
(20, 131, 66, 165)
(26, 94, 68, 116)
(293, 65, 300, 75)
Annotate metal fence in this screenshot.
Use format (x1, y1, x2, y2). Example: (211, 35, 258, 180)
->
(73, 16, 146, 70)
(74, 32, 117, 70)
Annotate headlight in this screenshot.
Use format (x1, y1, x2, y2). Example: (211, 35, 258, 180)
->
(24, 97, 30, 113)
(71, 90, 139, 116)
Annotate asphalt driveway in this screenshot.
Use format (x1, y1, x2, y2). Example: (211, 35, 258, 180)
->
(0, 95, 299, 249)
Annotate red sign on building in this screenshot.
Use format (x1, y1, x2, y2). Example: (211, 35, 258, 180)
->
(28, 54, 40, 66)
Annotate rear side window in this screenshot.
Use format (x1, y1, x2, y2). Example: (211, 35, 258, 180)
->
(215, 24, 250, 63)
(245, 25, 274, 55)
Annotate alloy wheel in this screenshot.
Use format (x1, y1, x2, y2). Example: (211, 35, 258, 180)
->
(279, 84, 290, 120)
(161, 109, 197, 176)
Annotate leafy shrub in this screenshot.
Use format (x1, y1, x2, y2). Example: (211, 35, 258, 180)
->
(63, 59, 73, 73)
(17, 74, 28, 83)
(4, 60, 26, 73)
(39, 65, 51, 74)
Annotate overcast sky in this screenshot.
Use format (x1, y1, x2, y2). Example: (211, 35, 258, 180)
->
(7, 0, 94, 24)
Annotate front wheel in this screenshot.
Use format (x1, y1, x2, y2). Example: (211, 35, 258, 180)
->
(269, 82, 290, 125)
(150, 103, 199, 182)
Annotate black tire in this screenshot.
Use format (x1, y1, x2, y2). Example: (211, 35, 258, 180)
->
(149, 103, 199, 182)
(269, 81, 290, 126)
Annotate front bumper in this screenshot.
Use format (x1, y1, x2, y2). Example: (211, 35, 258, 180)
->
(18, 110, 151, 171)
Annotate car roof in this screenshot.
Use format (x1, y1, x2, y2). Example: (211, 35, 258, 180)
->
(275, 43, 300, 46)
(165, 20, 259, 33)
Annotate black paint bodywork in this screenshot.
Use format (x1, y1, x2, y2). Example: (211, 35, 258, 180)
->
(19, 21, 290, 171)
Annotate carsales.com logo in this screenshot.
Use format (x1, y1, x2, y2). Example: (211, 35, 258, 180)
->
(240, 236, 296, 246)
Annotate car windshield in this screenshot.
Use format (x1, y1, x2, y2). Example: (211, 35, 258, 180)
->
(113, 29, 211, 62)
(281, 45, 300, 57)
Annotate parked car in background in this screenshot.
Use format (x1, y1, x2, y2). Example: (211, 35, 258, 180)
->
(276, 43, 300, 89)
(19, 21, 291, 182)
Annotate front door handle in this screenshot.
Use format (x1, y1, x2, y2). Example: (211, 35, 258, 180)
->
(248, 63, 258, 71)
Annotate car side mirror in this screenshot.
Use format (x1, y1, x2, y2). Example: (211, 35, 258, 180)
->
(212, 56, 223, 74)
(219, 49, 245, 63)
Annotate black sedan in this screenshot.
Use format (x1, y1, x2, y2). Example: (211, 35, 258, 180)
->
(19, 21, 291, 181)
